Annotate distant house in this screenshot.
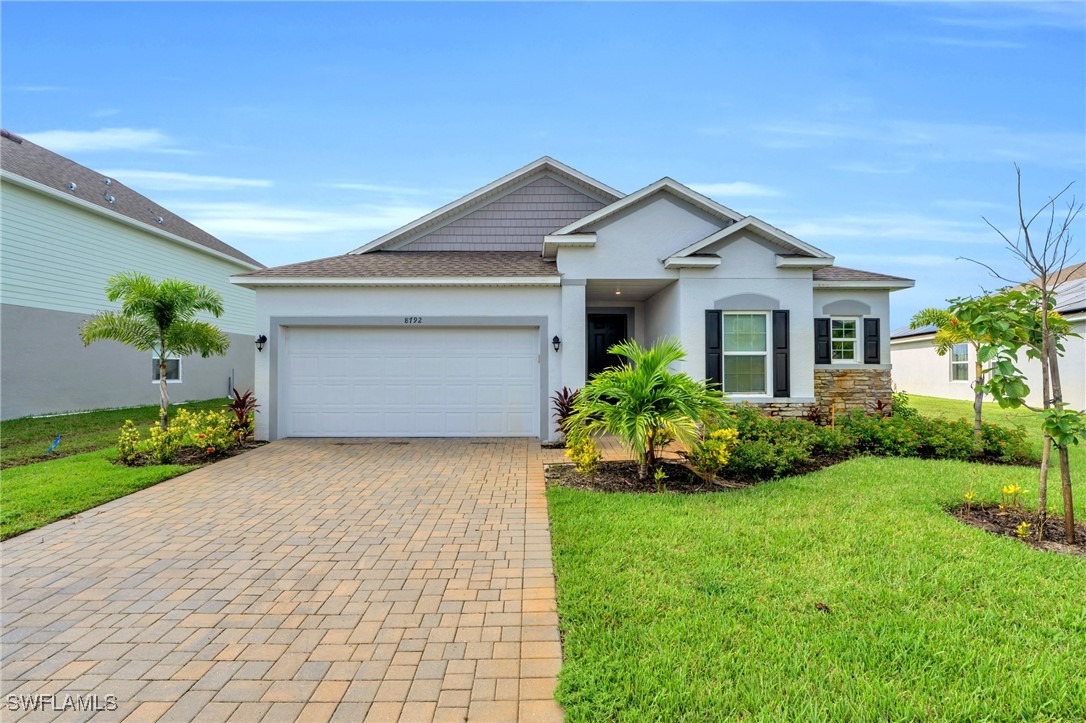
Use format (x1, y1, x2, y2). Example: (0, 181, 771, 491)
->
(232, 157, 913, 441)
(0, 129, 263, 420)
(891, 263, 1086, 410)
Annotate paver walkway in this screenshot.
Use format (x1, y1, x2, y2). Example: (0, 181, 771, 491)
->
(2, 439, 562, 722)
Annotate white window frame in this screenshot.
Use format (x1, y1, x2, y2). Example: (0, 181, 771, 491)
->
(152, 355, 183, 384)
(950, 343, 970, 382)
(830, 316, 860, 364)
(722, 311, 771, 396)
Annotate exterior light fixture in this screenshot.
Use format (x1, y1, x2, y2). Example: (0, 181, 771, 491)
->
(552, 336, 562, 352)
(255, 334, 268, 352)
(615, 288, 622, 296)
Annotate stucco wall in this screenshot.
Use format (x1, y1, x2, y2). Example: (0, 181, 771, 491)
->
(677, 233, 817, 401)
(251, 285, 564, 440)
(1, 304, 252, 419)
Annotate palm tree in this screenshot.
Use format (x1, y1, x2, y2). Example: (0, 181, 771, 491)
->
(565, 337, 728, 479)
(80, 272, 230, 430)
(910, 307, 987, 452)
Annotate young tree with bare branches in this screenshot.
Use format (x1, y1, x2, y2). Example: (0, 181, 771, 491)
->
(961, 165, 1083, 542)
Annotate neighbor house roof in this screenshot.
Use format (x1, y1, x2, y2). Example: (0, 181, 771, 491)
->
(891, 262, 1086, 341)
(0, 129, 263, 269)
(232, 251, 558, 286)
(350, 157, 624, 254)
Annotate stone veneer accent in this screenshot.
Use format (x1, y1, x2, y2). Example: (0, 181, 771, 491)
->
(753, 402, 812, 419)
(814, 368, 893, 416)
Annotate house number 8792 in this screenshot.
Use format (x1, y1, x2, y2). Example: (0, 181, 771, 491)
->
(404, 316, 423, 324)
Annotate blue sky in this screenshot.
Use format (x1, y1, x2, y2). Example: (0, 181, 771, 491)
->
(3, 1, 1083, 326)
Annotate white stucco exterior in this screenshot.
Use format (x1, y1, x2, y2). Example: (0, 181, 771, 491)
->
(891, 316, 1086, 410)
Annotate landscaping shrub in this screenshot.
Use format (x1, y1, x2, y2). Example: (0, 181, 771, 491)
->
(891, 390, 921, 420)
(565, 434, 601, 476)
(117, 408, 239, 465)
(980, 421, 1035, 464)
(720, 405, 847, 478)
(686, 427, 739, 479)
(840, 410, 925, 457)
(225, 388, 259, 442)
(726, 437, 812, 478)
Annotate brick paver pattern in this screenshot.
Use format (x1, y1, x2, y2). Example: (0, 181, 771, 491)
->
(1, 439, 563, 722)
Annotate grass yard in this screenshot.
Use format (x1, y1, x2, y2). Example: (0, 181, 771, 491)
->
(0, 398, 225, 468)
(548, 396, 1086, 720)
(0, 399, 227, 539)
(1, 449, 196, 539)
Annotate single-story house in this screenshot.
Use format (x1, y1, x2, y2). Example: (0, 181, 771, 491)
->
(232, 157, 914, 441)
(891, 264, 1086, 410)
(0, 129, 264, 419)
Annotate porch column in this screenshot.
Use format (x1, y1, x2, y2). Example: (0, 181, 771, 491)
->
(560, 279, 587, 392)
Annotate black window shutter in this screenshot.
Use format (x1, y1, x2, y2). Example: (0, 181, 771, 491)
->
(814, 318, 831, 364)
(864, 318, 881, 364)
(705, 310, 722, 389)
(772, 310, 790, 397)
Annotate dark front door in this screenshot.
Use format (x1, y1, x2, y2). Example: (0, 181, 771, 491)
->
(586, 314, 628, 377)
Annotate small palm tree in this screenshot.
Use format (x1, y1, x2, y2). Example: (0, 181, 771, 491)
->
(80, 272, 230, 430)
(910, 307, 987, 452)
(566, 337, 728, 479)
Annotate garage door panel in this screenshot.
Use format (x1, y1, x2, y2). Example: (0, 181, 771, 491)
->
(284, 327, 539, 437)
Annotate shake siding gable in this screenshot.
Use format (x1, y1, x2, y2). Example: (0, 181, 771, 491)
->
(0, 181, 255, 335)
(399, 176, 606, 251)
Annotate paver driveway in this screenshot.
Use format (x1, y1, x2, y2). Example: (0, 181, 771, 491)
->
(1, 439, 563, 722)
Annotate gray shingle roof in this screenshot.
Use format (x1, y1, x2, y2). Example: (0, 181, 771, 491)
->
(235, 251, 558, 279)
(1, 129, 262, 268)
(813, 265, 913, 283)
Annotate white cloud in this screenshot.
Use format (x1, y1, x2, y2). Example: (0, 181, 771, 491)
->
(169, 201, 430, 239)
(742, 119, 1083, 168)
(322, 182, 431, 196)
(831, 162, 915, 175)
(10, 85, 65, 92)
(688, 181, 782, 198)
(21, 128, 187, 154)
(924, 37, 1026, 50)
(839, 253, 962, 268)
(786, 212, 997, 246)
(100, 169, 272, 191)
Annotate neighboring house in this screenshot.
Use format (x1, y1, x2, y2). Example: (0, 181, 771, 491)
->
(233, 157, 913, 441)
(891, 263, 1086, 410)
(0, 129, 263, 419)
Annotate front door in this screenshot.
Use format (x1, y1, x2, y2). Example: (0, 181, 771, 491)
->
(586, 314, 628, 377)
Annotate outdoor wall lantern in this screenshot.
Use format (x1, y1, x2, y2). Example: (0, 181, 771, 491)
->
(255, 334, 268, 352)
(552, 335, 562, 352)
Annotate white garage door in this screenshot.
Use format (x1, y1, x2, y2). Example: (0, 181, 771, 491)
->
(283, 326, 540, 437)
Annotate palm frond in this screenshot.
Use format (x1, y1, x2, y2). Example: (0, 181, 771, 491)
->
(164, 321, 231, 358)
(79, 312, 158, 351)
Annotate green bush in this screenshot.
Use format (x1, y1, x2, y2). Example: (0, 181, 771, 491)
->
(981, 421, 1035, 464)
(727, 437, 813, 479)
(840, 410, 924, 457)
(922, 417, 975, 460)
(118, 408, 239, 465)
(687, 427, 740, 479)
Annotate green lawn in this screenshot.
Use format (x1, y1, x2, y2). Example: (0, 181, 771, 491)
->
(548, 396, 1086, 720)
(0, 399, 227, 539)
(1, 449, 196, 539)
(1, 398, 225, 468)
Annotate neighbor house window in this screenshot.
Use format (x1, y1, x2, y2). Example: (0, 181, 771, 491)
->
(723, 313, 768, 394)
(831, 318, 859, 362)
(950, 343, 969, 381)
(152, 357, 181, 383)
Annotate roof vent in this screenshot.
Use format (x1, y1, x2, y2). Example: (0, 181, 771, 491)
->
(66, 181, 77, 191)
(102, 178, 112, 185)
(105, 192, 115, 204)
(1, 129, 24, 144)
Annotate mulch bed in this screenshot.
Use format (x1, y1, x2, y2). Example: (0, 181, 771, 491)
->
(118, 440, 266, 468)
(950, 504, 1086, 557)
(546, 453, 849, 494)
